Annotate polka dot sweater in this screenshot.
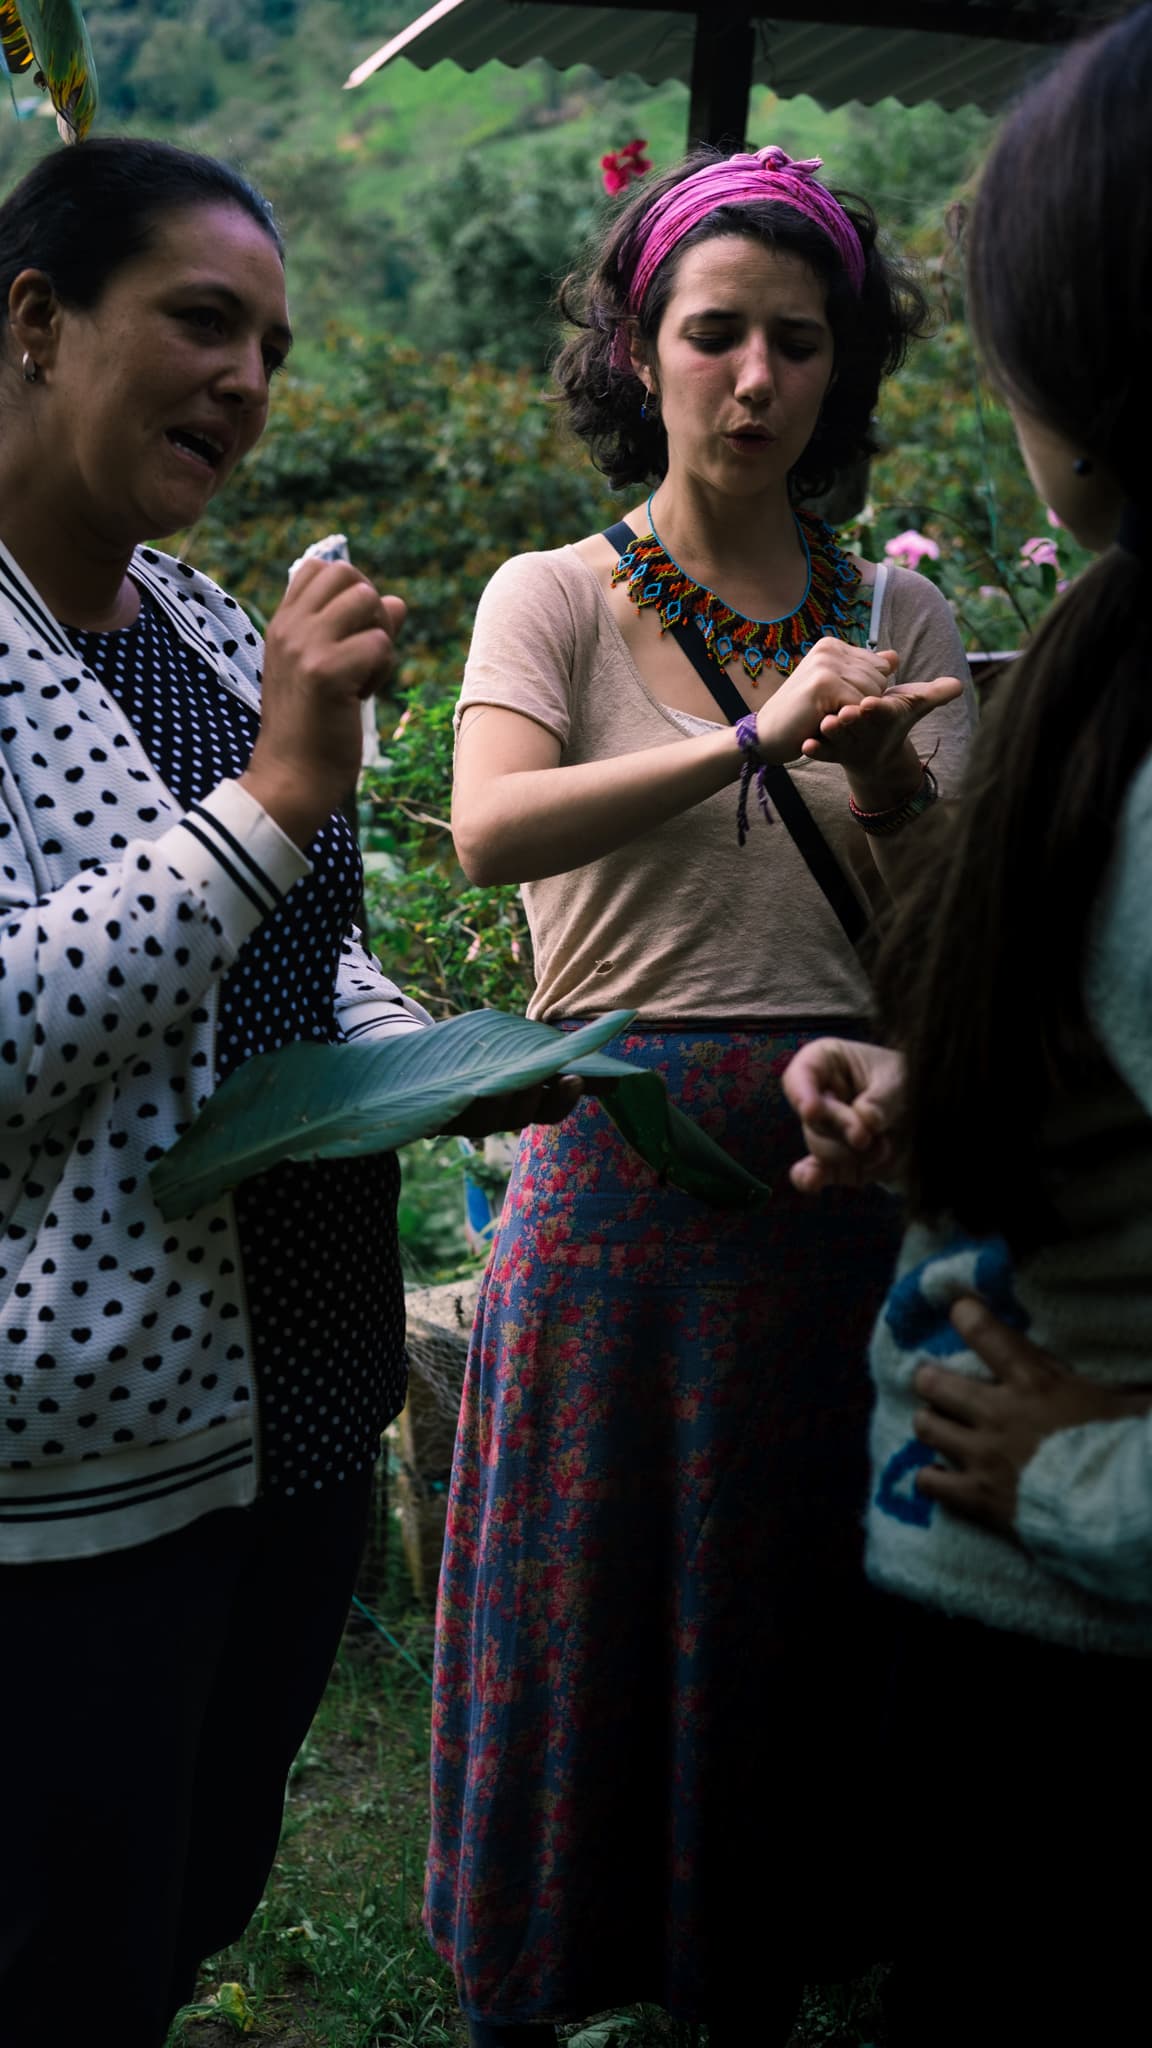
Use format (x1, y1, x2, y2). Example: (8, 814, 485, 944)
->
(0, 540, 426, 1559)
(66, 593, 409, 1497)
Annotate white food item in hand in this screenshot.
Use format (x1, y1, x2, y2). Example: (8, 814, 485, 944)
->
(286, 534, 382, 768)
(287, 532, 351, 580)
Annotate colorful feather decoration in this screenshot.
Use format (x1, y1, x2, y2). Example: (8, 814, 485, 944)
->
(0, 0, 97, 142)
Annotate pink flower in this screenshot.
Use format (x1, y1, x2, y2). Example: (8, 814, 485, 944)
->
(1021, 536, 1059, 569)
(600, 140, 652, 196)
(885, 529, 941, 570)
(1047, 507, 1063, 529)
(977, 585, 1006, 600)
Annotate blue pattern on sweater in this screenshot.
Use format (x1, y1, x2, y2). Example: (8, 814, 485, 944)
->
(874, 1235, 1031, 1528)
(884, 1234, 1028, 1356)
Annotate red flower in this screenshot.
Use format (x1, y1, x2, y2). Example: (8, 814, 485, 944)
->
(600, 139, 653, 196)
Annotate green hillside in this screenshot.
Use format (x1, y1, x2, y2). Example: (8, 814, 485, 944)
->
(0, 0, 993, 371)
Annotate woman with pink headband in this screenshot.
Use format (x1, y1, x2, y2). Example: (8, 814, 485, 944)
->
(428, 144, 975, 2045)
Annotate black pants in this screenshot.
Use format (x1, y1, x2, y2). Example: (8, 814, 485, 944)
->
(880, 1595, 1152, 2048)
(0, 1478, 372, 2048)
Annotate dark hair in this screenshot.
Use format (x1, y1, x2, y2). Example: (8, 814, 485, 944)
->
(0, 137, 282, 327)
(875, 4, 1152, 1249)
(553, 147, 928, 497)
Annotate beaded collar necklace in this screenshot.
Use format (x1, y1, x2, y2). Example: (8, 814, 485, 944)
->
(611, 493, 863, 685)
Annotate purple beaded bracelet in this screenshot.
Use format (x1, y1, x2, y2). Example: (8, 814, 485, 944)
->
(734, 713, 775, 848)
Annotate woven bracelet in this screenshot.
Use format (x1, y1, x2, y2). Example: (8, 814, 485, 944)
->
(734, 714, 775, 847)
(848, 763, 939, 837)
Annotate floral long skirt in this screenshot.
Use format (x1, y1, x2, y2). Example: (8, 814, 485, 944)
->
(424, 1025, 900, 2025)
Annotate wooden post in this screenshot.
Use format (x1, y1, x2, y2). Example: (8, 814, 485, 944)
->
(688, 12, 754, 149)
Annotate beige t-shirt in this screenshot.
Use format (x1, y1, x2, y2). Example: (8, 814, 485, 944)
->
(456, 547, 976, 1024)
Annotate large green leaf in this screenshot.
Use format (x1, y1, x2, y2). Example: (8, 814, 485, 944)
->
(1, 0, 98, 139)
(577, 1057, 770, 1211)
(150, 1008, 771, 1220)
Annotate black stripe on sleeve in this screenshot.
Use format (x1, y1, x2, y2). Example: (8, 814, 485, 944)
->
(188, 800, 287, 907)
(178, 817, 274, 916)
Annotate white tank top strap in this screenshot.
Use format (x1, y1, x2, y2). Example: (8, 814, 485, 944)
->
(866, 560, 889, 649)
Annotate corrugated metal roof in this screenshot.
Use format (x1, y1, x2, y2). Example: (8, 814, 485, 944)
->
(346, 0, 1123, 112)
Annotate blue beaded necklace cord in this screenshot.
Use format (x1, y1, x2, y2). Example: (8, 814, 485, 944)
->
(611, 494, 864, 684)
(646, 491, 815, 626)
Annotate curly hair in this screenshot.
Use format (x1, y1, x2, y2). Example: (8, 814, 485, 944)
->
(553, 148, 929, 499)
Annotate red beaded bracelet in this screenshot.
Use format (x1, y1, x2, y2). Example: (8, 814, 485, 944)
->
(848, 763, 939, 836)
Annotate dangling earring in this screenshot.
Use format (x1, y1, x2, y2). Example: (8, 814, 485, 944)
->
(21, 353, 38, 384)
(1073, 456, 1094, 476)
(640, 389, 659, 423)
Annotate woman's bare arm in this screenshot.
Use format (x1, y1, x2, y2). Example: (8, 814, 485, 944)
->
(453, 639, 901, 885)
(452, 704, 744, 884)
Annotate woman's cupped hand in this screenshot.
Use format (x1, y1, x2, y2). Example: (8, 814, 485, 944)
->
(752, 640, 962, 772)
(798, 661, 964, 775)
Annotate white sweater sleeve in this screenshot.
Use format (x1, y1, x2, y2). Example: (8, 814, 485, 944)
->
(1017, 1418, 1152, 1607)
(0, 777, 309, 1123)
(333, 926, 433, 1041)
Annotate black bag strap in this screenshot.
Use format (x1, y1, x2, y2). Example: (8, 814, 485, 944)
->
(603, 519, 870, 949)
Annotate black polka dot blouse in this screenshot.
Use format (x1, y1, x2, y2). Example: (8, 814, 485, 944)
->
(66, 591, 409, 1497)
(0, 543, 424, 1559)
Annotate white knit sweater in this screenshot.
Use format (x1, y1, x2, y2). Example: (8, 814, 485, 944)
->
(0, 540, 422, 1560)
(868, 749, 1152, 1654)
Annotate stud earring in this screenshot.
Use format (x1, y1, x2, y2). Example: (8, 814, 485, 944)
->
(1073, 456, 1094, 476)
(21, 352, 38, 384)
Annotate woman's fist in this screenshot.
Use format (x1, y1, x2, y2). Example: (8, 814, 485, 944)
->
(782, 1036, 905, 1193)
(754, 642, 895, 763)
(242, 559, 406, 849)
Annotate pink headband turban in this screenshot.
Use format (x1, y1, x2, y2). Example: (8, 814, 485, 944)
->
(613, 146, 865, 368)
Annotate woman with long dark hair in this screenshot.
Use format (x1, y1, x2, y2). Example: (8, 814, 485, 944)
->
(428, 145, 974, 2044)
(785, 10, 1152, 2042)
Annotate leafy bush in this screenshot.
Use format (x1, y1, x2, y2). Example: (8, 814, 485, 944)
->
(129, 21, 220, 122)
(191, 331, 611, 619)
(842, 99, 993, 227)
(410, 143, 604, 369)
(867, 226, 1094, 652)
(184, 333, 611, 1024)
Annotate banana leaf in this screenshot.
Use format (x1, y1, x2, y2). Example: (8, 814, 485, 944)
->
(0, 0, 98, 141)
(150, 1007, 772, 1220)
(0, 0, 32, 74)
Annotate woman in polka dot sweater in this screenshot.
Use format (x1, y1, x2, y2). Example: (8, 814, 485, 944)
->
(0, 138, 577, 2048)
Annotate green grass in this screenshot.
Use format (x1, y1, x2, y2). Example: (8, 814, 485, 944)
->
(167, 1561, 463, 2048)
